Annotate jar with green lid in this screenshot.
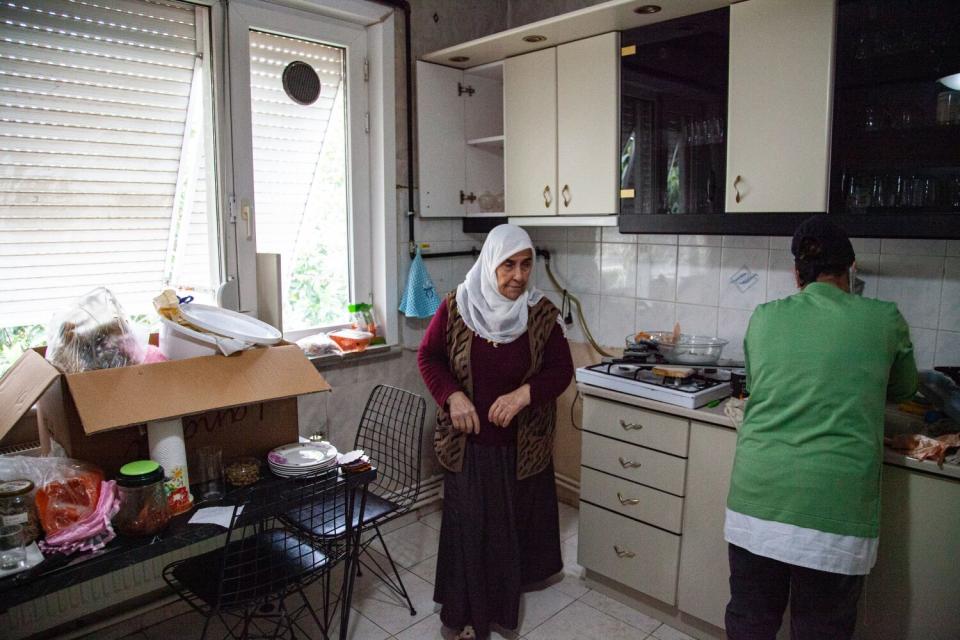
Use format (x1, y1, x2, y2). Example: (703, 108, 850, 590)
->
(113, 460, 170, 536)
(0, 480, 39, 543)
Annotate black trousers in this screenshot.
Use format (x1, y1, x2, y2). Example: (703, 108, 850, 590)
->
(725, 544, 865, 640)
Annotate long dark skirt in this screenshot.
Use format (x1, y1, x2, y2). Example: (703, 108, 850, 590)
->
(434, 443, 563, 636)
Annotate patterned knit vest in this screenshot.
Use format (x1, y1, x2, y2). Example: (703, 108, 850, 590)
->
(433, 292, 560, 480)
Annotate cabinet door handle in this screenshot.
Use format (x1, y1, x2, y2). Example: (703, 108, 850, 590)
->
(618, 457, 642, 469)
(543, 185, 552, 208)
(561, 184, 571, 207)
(613, 545, 636, 558)
(617, 492, 640, 505)
(733, 174, 743, 204)
(619, 419, 643, 431)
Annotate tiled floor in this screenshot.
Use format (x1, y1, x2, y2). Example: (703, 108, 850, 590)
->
(111, 503, 695, 640)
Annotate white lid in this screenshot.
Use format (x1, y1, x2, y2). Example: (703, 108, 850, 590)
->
(178, 303, 282, 345)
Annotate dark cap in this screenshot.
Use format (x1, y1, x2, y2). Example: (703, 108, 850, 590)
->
(791, 215, 855, 266)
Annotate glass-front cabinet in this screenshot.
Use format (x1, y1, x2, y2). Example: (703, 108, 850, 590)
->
(619, 9, 729, 217)
(831, 0, 960, 217)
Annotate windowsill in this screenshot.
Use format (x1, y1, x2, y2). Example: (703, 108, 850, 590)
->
(308, 343, 397, 370)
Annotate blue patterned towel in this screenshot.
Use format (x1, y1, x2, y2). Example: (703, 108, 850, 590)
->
(399, 246, 441, 318)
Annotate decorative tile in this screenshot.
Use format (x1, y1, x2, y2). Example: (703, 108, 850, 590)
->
(525, 600, 641, 640)
(719, 248, 768, 310)
(766, 250, 797, 302)
(600, 243, 639, 298)
(909, 327, 938, 370)
(578, 590, 661, 634)
(935, 331, 960, 367)
(636, 300, 677, 332)
(637, 244, 678, 302)
(939, 258, 960, 332)
(877, 255, 945, 330)
(678, 234, 722, 247)
(880, 239, 947, 256)
(717, 307, 754, 362)
(722, 235, 769, 249)
(675, 304, 718, 337)
(676, 246, 722, 306)
(597, 297, 637, 348)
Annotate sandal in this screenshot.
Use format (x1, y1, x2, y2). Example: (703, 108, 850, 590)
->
(455, 624, 477, 640)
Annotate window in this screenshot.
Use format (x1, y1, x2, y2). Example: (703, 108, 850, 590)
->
(0, 0, 219, 369)
(0, 0, 398, 373)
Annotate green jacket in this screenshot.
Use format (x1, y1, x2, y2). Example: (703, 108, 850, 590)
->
(727, 283, 918, 538)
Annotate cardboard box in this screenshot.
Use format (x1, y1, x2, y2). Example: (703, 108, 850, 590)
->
(0, 345, 330, 476)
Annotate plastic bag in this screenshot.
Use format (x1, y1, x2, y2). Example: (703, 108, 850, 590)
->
(45, 287, 145, 373)
(0, 457, 103, 536)
(296, 332, 342, 357)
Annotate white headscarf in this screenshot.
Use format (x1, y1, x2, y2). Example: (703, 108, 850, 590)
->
(455, 224, 544, 344)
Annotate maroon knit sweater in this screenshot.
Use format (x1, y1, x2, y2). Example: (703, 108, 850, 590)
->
(417, 302, 574, 446)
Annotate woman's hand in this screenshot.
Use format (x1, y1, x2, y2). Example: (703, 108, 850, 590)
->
(488, 384, 531, 428)
(447, 391, 480, 434)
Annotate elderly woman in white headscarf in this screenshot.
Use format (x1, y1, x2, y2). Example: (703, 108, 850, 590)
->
(418, 224, 574, 640)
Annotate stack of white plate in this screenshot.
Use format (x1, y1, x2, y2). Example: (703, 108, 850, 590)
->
(267, 442, 338, 478)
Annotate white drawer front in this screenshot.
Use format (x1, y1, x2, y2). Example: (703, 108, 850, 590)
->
(580, 467, 684, 534)
(581, 432, 687, 496)
(583, 397, 690, 457)
(578, 502, 681, 605)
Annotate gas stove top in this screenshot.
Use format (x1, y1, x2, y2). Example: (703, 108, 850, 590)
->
(575, 361, 733, 409)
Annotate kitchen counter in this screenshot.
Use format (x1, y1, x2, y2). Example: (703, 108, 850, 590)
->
(577, 382, 960, 481)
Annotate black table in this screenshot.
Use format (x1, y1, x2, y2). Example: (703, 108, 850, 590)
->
(0, 467, 376, 640)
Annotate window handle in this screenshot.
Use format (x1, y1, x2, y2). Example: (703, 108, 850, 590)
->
(617, 492, 640, 505)
(618, 457, 641, 469)
(619, 419, 643, 431)
(613, 545, 636, 558)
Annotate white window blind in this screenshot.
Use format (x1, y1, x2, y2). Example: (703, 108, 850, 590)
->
(0, 0, 216, 328)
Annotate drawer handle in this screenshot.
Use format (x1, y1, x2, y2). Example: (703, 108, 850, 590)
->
(619, 419, 644, 431)
(617, 492, 640, 506)
(613, 545, 636, 558)
(618, 457, 642, 469)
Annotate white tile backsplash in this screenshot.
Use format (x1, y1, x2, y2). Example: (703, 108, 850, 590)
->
(636, 299, 677, 332)
(600, 243, 638, 298)
(636, 244, 678, 301)
(939, 258, 960, 332)
(598, 296, 637, 348)
(601, 227, 636, 244)
(719, 247, 768, 310)
(543, 233, 956, 368)
(676, 246, 722, 306)
(877, 254, 945, 329)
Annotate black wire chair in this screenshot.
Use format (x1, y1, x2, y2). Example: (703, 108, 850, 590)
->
(162, 469, 352, 640)
(284, 384, 426, 616)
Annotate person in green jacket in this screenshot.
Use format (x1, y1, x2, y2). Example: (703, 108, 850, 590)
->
(724, 215, 918, 640)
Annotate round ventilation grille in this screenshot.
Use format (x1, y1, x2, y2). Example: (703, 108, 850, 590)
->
(282, 60, 321, 105)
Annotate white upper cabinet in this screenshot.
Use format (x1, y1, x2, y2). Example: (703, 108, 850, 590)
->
(505, 33, 620, 217)
(504, 47, 558, 216)
(725, 0, 836, 212)
(417, 61, 504, 217)
(557, 32, 620, 216)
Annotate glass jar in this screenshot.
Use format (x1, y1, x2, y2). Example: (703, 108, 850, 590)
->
(113, 461, 170, 537)
(0, 480, 39, 544)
